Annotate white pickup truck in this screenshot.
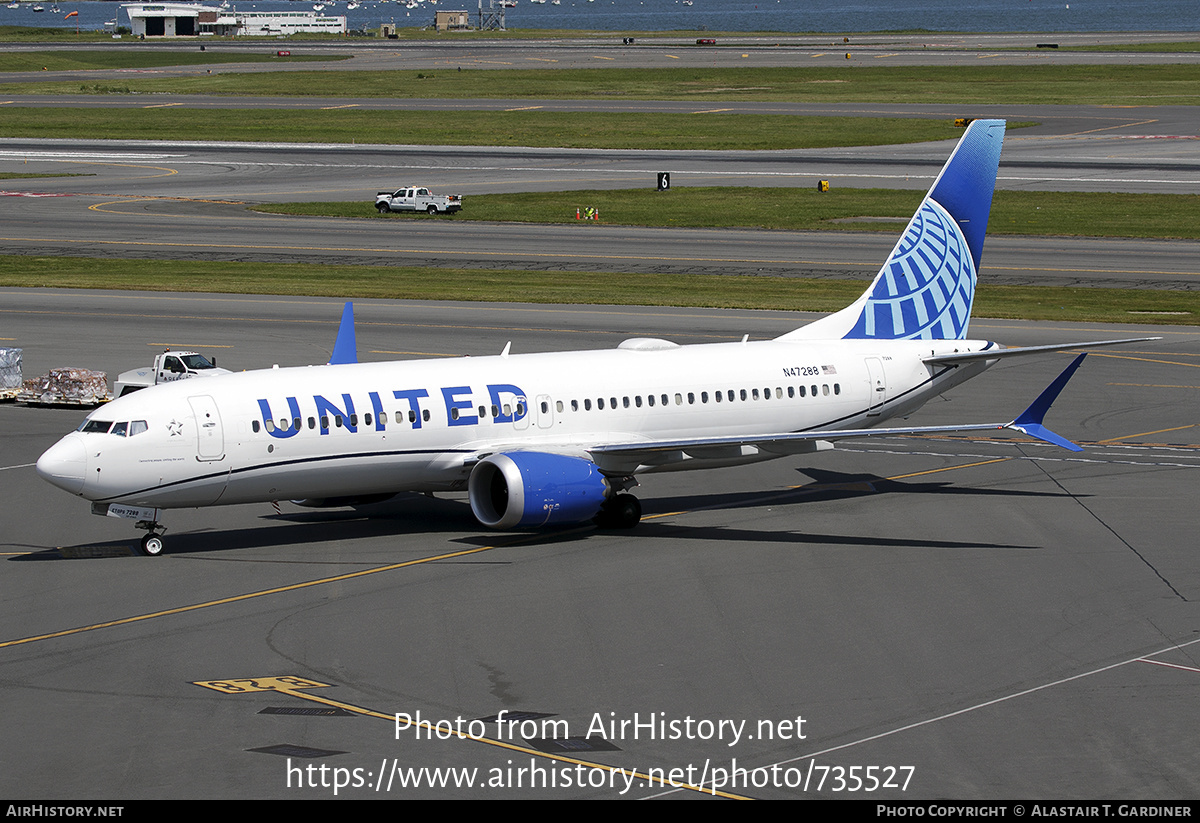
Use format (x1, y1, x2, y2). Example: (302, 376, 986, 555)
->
(114, 350, 231, 397)
(375, 186, 463, 215)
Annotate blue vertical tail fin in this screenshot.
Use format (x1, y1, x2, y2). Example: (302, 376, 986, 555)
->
(780, 119, 1005, 342)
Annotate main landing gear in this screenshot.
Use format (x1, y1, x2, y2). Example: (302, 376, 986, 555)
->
(135, 519, 166, 556)
(594, 493, 642, 530)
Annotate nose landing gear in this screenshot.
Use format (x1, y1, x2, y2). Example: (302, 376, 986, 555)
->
(135, 519, 166, 556)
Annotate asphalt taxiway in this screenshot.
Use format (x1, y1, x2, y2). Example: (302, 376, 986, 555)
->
(2, 125, 1199, 289)
(1, 290, 1197, 798)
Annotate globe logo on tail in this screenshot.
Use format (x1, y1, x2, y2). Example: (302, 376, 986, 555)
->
(846, 198, 976, 340)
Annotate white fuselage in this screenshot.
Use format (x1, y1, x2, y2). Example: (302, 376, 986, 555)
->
(37, 336, 994, 511)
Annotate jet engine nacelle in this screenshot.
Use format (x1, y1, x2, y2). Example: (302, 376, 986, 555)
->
(468, 452, 609, 529)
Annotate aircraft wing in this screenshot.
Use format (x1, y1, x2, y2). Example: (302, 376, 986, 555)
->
(588, 353, 1092, 471)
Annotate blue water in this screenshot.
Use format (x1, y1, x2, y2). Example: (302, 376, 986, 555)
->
(3, 0, 1196, 34)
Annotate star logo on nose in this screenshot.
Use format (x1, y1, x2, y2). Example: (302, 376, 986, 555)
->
(167, 420, 183, 437)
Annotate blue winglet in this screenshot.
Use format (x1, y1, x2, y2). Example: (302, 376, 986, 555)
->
(1007, 353, 1088, 451)
(328, 302, 357, 365)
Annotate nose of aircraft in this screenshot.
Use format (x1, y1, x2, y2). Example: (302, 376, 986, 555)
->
(36, 434, 87, 495)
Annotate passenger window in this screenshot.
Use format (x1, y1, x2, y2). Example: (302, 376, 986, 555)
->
(799, 386, 807, 398)
(674, 393, 682, 405)
(294, 417, 302, 431)
(635, 396, 642, 408)
(623, 397, 630, 409)
(493, 405, 501, 417)
(365, 413, 373, 426)
(727, 390, 734, 402)
(322, 415, 330, 429)
(309, 417, 317, 429)
(740, 389, 747, 401)
(701, 392, 708, 403)
(788, 386, 795, 398)
(514, 404, 523, 418)
(252, 420, 260, 433)
(715, 391, 722, 403)
(834, 383, 841, 395)
(610, 397, 617, 409)
(540, 401, 549, 414)
(598, 398, 605, 410)
(822, 384, 830, 396)
(265, 419, 275, 433)
(571, 400, 579, 411)
(648, 395, 655, 407)
(752, 389, 759, 400)
(687, 392, 695, 404)
(479, 406, 488, 418)
(556, 400, 564, 413)
(811, 385, 818, 396)
(408, 410, 416, 423)
(584, 398, 592, 411)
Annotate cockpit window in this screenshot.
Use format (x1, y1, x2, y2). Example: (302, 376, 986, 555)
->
(129, 421, 149, 436)
(179, 354, 215, 370)
(79, 420, 113, 434)
(111, 422, 128, 437)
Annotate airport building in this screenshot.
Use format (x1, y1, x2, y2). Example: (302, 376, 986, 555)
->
(121, 3, 347, 37)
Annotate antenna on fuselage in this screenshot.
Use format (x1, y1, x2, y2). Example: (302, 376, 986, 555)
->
(328, 302, 358, 365)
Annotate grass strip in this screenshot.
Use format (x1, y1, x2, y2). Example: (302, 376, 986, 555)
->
(263, 187, 1200, 240)
(0, 50, 342, 72)
(0, 108, 964, 149)
(2, 64, 1197, 105)
(1062, 42, 1200, 52)
(0, 172, 89, 180)
(0, 256, 1194, 325)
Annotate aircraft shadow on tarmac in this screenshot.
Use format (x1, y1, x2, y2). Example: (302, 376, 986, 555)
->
(15, 468, 1073, 559)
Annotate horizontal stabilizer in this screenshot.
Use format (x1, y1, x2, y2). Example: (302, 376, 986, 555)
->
(924, 337, 1159, 366)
